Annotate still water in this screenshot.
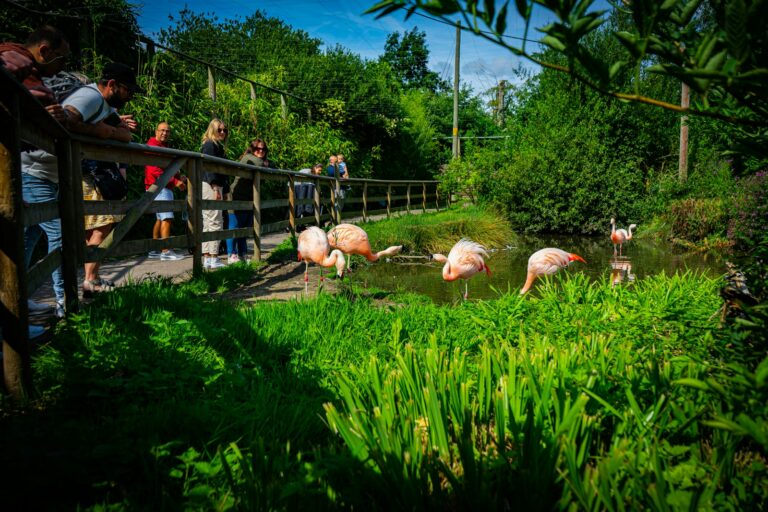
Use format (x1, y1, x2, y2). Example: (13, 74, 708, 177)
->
(351, 235, 727, 303)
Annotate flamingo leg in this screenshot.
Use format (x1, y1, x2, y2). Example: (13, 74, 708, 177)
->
(304, 262, 309, 295)
(463, 281, 469, 300)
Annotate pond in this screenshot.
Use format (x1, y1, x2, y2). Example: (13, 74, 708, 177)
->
(351, 235, 727, 303)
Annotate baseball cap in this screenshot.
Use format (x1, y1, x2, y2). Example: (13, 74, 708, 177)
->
(101, 62, 145, 94)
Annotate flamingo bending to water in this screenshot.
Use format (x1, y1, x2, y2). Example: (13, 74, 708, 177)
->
(297, 226, 346, 294)
(520, 248, 586, 294)
(610, 218, 637, 255)
(432, 239, 491, 299)
(327, 223, 402, 272)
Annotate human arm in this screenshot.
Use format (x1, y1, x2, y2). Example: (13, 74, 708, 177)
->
(64, 105, 132, 141)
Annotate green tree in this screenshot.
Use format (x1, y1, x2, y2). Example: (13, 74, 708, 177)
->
(0, 0, 142, 70)
(381, 27, 444, 91)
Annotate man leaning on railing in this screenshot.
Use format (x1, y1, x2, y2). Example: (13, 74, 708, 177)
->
(1, 25, 71, 337)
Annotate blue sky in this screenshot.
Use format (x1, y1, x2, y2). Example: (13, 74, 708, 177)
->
(137, 1, 612, 95)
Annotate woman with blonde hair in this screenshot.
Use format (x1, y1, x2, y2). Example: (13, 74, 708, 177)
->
(200, 118, 229, 269)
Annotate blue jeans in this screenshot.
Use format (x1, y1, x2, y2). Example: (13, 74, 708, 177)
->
(22, 173, 63, 305)
(226, 211, 252, 257)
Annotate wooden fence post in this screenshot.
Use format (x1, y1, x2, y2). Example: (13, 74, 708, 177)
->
(208, 66, 216, 102)
(253, 170, 262, 261)
(288, 174, 296, 235)
(386, 184, 392, 219)
(0, 90, 32, 400)
(362, 182, 368, 222)
(189, 158, 203, 275)
(422, 183, 427, 213)
(406, 184, 411, 214)
(313, 178, 321, 227)
(55, 138, 80, 314)
(329, 181, 337, 225)
(435, 184, 440, 212)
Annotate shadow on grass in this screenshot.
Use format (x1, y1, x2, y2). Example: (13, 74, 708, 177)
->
(0, 268, 344, 510)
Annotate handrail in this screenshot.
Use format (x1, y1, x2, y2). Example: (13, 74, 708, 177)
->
(0, 69, 444, 399)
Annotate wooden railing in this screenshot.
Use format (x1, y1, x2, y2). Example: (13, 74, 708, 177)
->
(0, 69, 442, 399)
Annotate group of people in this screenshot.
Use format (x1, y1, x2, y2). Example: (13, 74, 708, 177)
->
(1, 24, 356, 337)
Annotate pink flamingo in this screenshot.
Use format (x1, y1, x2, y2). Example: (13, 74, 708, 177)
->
(432, 239, 491, 299)
(297, 226, 346, 294)
(327, 223, 402, 273)
(610, 218, 637, 255)
(520, 248, 586, 294)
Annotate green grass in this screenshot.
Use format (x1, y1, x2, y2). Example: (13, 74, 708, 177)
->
(2, 264, 767, 510)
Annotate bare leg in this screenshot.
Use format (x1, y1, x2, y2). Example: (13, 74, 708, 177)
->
(160, 219, 172, 252)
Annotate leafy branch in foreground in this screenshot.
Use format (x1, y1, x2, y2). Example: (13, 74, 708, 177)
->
(366, 0, 768, 129)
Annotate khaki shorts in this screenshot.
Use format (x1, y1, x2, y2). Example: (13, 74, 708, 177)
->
(83, 178, 124, 231)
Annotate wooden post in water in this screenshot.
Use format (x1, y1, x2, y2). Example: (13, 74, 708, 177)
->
(386, 184, 392, 219)
(288, 174, 296, 235)
(362, 182, 368, 222)
(189, 158, 203, 275)
(0, 90, 32, 400)
(253, 169, 262, 261)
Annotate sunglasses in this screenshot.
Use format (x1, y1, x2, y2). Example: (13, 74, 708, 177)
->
(218, 128, 229, 134)
(254, 146, 267, 152)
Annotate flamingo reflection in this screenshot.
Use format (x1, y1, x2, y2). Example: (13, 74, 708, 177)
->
(610, 255, 635, 287)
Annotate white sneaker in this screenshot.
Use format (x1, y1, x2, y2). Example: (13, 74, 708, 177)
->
(208, 257, 227, 269)
(28, 300, 53, 314)
(148, 250, 162, 259)
(228, 254, 241, 264)
(160, 250, 185, 261)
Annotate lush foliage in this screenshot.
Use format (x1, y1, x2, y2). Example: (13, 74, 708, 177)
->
(3, 263, 767, 509)
(382, 26, 445, 91)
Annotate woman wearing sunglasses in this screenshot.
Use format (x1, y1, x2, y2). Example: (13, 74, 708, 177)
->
(200, 118, 230, 269)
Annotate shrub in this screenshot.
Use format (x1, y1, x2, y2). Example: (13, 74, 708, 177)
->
(666, 198, 727, 242)
(728, 171, 768, 249)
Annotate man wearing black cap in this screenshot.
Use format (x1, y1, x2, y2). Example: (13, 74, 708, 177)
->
(63, 62, 143, 296)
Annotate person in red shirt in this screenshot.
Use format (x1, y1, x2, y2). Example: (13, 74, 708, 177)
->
(145, 122, 186, 260)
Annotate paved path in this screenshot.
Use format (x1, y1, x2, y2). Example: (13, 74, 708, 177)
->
(30, 210, 436, 307)
(29, 229, 291, 306)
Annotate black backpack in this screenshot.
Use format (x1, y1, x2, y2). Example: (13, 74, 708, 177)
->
(42, 71, 89, 103)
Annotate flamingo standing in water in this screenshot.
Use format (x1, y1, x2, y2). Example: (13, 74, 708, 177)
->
(520, 248, 586, 294)
(610, 218, 637, 255)
(297, 226, 346, 294)
(432, 239, 491, 299)
(327, 223, 402, 273)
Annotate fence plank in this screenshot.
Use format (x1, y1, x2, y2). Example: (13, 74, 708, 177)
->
(0, 79, 32, 400)
(253, 171, 261, 261)
(189, 158, 203, 275)
(57, 138, 80, 314)
(91, 157, 187, 263)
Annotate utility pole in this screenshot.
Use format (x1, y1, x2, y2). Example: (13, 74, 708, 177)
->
(679, 82, 689, 182)
(452, 20, 461, 159)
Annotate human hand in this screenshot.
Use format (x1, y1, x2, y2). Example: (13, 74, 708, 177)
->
(119, 114, 138, 131)
(176, 180, 187, 191)
(45, 104, 68, 123)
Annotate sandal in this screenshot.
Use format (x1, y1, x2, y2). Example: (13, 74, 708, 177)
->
(82, 279, 115, 298)
(94, 278, 115, 288)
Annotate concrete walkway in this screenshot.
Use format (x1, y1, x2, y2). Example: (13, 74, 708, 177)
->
(29, 229, 291, 306)
(29, 210, 436, 307)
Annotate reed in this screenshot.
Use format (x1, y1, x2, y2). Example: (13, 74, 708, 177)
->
(3, 269, 765, 510)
